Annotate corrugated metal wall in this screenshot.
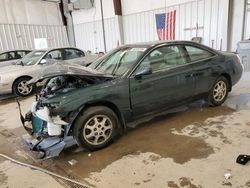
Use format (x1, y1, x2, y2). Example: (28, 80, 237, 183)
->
(73, 0, 229, 52)
(123, 0, 228, 50)
(0, 24, 68, 51)
(74, 17, 119, 52)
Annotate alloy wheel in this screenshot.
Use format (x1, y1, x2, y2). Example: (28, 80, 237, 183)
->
(83, 115, 113, 145)
(17, 80, 33, 95)
(213, 80, 227, 102)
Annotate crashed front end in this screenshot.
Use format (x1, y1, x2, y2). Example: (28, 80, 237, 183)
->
(19, 99, 76, 159)
(18, 64, 113, 159)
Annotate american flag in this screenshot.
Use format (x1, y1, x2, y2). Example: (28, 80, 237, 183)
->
(155, 10, 176, 40)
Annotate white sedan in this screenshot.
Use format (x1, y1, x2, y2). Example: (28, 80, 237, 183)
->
(0, 47, 98, 96)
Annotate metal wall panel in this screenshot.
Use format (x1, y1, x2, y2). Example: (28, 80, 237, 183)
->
(74, 17, 119, 52)
(73, 0, 229, 52)
(0, 24, 68, 51)
(123, 8, 165, 44)
(122, 0, 228, 50)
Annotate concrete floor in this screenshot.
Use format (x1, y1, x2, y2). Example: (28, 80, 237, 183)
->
(0, 73, 250, 188)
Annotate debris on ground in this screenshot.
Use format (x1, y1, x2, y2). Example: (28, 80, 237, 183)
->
(236, 155, 250, 165)
(224, 172, 232, 180)
(68, 159, 78, 166)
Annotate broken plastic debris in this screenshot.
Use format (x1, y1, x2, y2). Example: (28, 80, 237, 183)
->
(88, 153, 91, 157)
(68, 159, 78, 166)
(236, 155, 250, 165)
(224, 173, 232, 180)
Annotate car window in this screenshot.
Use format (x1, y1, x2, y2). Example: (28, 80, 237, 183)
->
(7, 52, 15, 60)
(185, 46, 214, 62)
(136, 45, 187, 74)
(64, 49, 85, 60)
(44, 50, 62, 61)
(17, 50, 46, 66)
(0, 53, 8, 62)
(93, 47, 145, 76)
(16, 51, 28, 59)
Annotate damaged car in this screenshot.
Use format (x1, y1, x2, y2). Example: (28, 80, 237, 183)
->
(19, 41, 243, 158)
(0, 47, 97, 96)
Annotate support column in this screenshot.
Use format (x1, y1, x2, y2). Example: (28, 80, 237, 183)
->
(113, 0, 124, 45)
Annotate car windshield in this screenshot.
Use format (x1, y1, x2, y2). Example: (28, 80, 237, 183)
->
(89, 47, 146, 76)
(16, 50, 46, 66)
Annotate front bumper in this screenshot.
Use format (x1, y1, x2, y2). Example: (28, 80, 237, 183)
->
(17, 100, 76, 159)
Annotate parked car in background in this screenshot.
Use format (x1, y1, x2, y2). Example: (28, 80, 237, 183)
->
(20, 41, 243, 158)
(0, 50, 31, 67)
(0, 47, 97, 96)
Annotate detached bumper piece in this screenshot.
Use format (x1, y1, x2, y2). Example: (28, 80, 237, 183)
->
(22, 133, 75, 159)
(17, 99, 76, 159)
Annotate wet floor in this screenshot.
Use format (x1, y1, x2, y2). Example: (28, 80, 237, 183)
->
(52, 103, 234, 178)
(0, 90, 248, 187)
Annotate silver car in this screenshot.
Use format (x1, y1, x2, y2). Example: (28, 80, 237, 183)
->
(0, 50, 31, 67)
(0, 47, 98, 96)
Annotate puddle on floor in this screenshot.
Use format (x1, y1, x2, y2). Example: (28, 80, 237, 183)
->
(53, 104, 234, 178)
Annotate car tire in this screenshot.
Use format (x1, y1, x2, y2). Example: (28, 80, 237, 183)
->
(13, 77, 33, 97)
(73, 106, 120, 151)
(207, 76, 229, 106)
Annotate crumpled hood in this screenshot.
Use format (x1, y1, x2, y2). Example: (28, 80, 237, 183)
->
(28, 62, 114, 84)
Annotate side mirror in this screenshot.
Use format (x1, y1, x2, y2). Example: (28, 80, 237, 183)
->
(40, 59, 47, 65)
(134, 67, 152, 79)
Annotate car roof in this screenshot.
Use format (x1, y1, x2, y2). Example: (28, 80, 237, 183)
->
(0, 49, 32, 54)
(123, 40, 205, 48)
(120, 40, 216, 53)
(32, 47, 84, 52)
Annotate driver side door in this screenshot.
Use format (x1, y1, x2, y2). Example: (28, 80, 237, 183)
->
(129, 45, 195, 119)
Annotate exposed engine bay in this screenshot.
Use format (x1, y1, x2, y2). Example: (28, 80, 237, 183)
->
(39, 75, 109, 98)
(18, 74, 113, 159)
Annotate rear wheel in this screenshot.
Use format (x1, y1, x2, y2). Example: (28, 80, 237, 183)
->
(13, 77, 33, 96)
(73, 106, 120, 151)
(207, 76, 229, 106)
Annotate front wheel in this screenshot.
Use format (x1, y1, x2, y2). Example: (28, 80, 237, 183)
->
(207, 76, 229, 106)
(73, 106, 120, 151)
(13, 77, 33, 96)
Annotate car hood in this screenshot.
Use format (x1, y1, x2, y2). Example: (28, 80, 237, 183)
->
(28, 62, 114, 84)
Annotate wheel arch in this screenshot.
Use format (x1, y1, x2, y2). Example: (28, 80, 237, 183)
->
(12, 75, 33, 92)
(220, 73, 232, 91)
(70, 100, 126, 133)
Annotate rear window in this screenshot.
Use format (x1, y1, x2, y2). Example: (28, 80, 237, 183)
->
(185, 46, 214, 62)
(64, 49, 85, 60)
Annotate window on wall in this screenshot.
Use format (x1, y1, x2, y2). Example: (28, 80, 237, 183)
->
(135, 45, 187, 74)
(185, 46, 214, 62)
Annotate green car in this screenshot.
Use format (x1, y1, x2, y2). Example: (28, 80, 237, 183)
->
(20, 41, 243, 158)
